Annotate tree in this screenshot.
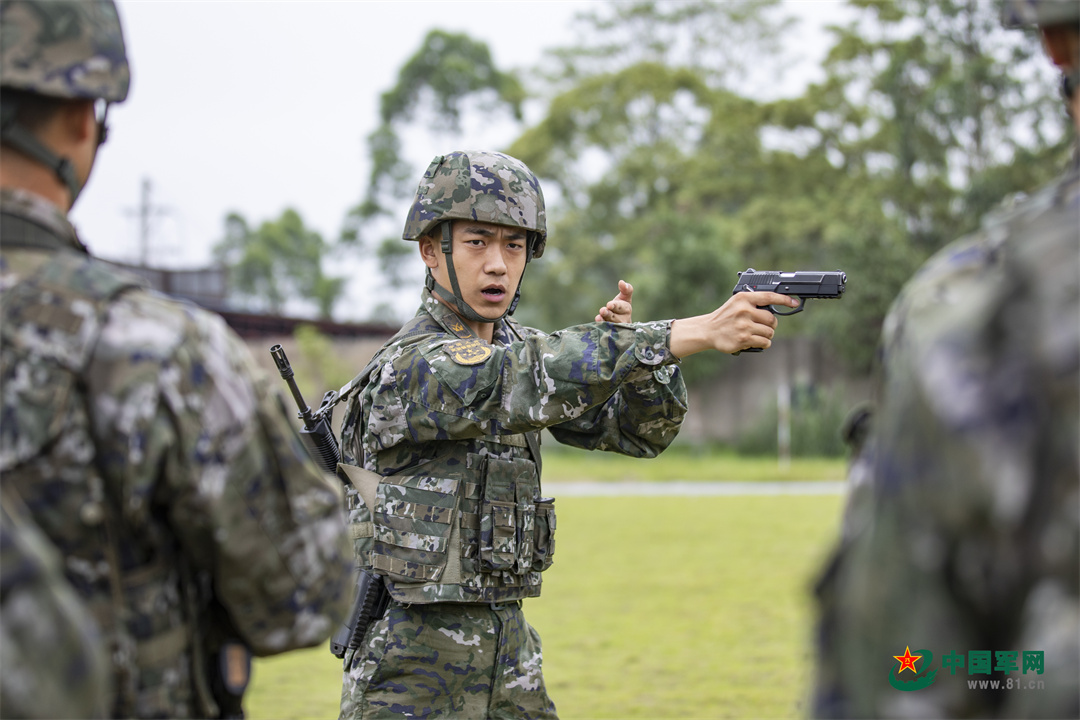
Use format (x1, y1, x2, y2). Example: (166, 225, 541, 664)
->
(213, 209, 344, 319)
(508, 0, 1069, 373)
(505, 1, 827, 379)
(341, 29, 526, 248)
(539, 0, 791, 94)
(337, 29, 530, 317)
(758, 0, 1070, 368)
(796, 0, 1068, 253)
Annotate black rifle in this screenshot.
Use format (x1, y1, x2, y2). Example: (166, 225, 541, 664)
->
(269, 345, 390, 660)
(730, 268, 847, 353)
(329, 568, 391, 658)
(270, 344, 340, 473)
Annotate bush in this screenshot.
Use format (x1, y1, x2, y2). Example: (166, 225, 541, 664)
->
(735, 384, 851, 458)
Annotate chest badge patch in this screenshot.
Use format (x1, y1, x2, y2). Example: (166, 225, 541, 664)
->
(447, 338, 493, 365)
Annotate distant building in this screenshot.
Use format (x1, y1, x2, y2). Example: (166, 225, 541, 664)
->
(99, 259, 396, 340)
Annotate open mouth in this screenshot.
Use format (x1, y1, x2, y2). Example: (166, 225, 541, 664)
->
(481, 286, 506, 301)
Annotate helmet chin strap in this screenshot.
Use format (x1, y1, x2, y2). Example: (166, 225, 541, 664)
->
(1063, 68, 1078, 103)
(0, 103, 84, 207)
(427, 221, 529, 326)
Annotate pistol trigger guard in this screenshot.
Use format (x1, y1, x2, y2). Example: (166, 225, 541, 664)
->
(771, 298, 804, 316)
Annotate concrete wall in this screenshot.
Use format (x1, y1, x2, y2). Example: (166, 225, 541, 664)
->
(681, 336, 871, 444)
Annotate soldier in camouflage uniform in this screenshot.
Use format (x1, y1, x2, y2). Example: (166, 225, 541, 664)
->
(0, 1, 354, 717)
(1, 497, 109, 719)
(336, 149, 798, 718)
(813, 2, 1079, 717)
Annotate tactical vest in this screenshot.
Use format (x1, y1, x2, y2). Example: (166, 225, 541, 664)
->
(338, 316, 556, 605)
(0, 214, 204, 717)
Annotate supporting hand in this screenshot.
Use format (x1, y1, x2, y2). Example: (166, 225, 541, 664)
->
(595, 280, 634, 323)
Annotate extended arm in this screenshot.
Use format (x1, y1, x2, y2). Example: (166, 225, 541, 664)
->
(548, 361, 687, 457)
(669, 290, 798, 356)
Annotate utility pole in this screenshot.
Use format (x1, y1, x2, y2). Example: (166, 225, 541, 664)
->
(126, 177, 169, 267)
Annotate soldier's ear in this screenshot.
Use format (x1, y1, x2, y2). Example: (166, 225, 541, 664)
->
(60, 100, 96, 145)
(418, 236, 440, 270)
(1040, 25, 1079, 69)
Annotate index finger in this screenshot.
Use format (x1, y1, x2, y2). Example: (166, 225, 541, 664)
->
(741, 291, 799, 309)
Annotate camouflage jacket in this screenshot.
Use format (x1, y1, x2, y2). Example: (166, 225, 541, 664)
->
(0, 188, 354, 718)
(339, 288, 688, 604)
(813, 157, 1080, 718)
(1, 500, 109, 719)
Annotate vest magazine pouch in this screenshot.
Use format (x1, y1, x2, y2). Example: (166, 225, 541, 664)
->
(480, 456, 537, 574)
(532, 499, 556, 572)
(370, 474, 459, 584)
(479, 466, 516, 572)
(514, 482, 536, 575)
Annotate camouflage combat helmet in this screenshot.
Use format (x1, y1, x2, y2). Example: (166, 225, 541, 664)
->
(1002, 0, 1080, 99)
(0, 0, 130, 205)
(1001, 0, 1080, 28)
(403, 150, 547, 257)
(403, 150, 547, 323)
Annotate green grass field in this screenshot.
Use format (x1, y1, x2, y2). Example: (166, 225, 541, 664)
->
(539, 448, 844, 484)
(246, 457, 846, 719)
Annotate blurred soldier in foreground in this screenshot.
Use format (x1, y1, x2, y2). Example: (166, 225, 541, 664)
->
(1, 499, 109, 719)
(813, 1, 1079, 717)
(0, 1, 354, 716)
(335, 149, 798, 718)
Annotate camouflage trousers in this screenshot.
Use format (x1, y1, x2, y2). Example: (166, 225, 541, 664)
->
(339, 601, 558, 719)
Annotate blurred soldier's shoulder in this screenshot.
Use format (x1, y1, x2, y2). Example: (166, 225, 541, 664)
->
(882, 227, 1003, 359)
(877, 163, 1079, 366)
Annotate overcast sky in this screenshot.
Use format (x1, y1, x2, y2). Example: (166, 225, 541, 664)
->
(69, 0, 838, 322)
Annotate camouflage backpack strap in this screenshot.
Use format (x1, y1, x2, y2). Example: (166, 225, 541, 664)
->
(0, 211, 81, 252)
(524, 431, 542, 482)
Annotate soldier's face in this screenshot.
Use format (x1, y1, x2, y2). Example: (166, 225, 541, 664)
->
(422, 220, 529, 321)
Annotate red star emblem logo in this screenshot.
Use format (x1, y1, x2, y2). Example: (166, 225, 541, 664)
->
(894, 646, 922, 674)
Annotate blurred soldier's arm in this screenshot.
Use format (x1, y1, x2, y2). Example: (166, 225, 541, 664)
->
(1, 504, 109, 719)
(86, 294, 354, 656)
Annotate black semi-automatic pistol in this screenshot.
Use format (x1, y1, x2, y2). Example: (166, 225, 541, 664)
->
(731, 268, 846, 316)
(730, 268, 847, 354)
